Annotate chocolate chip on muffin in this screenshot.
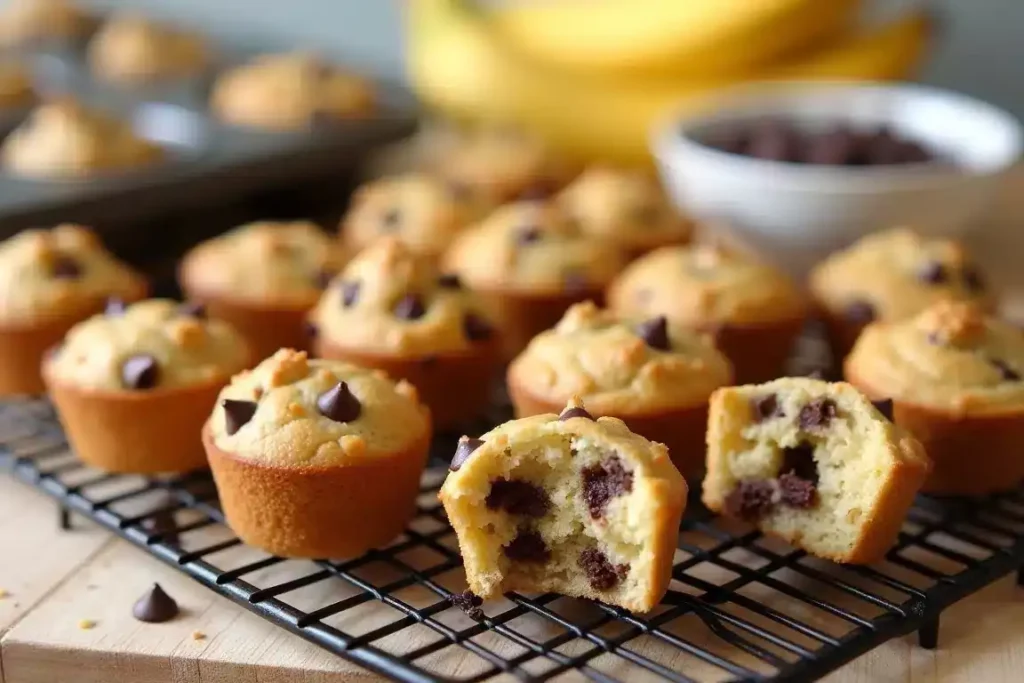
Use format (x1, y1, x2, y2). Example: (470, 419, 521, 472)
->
(317, 381, 362, 422)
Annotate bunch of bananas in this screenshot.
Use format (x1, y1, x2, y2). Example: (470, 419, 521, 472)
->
(406, 0, 935, 165)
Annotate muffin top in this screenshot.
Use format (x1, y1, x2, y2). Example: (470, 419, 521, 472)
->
(211, 52, 375, 130)
(607, 244, 805, 326)
(179, 221, 344, 309)
(208, 349, 430, 467)
(508, 301, 733, 414)
(0, 61, 35, 109)
(846, 300, 1024, 414)
(311, 237, 497, 356)
(0, 224, 146, 325)
(443, 199, 626, 294)
(340, 173, 473, 258)
(809, 228, 994, 325)
(0, 0, 93, 46)
(1, 98, 163, 178)
(88, 13, 209, 84)
(557, 167, 691, 254)
(46, 299, 250, 392)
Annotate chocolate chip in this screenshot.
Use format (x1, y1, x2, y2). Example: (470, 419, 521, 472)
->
(803, 129, 857, 165)
(777, 472, 817, 508)
(798, 398, 837, 430)
(486, 479, 550, 517)
(635, 316, 670, 351)
(121, 354, 159, 390)
(991, 359, 1021, 382)
(918, 261, 948, 285)
(559, 405, 594, 421)
(563, 270, 588, 293)
(750, 394, 782, 422)
(926, 331, 942, 346)
(132, 583, 179, 623)
(380, 207, 401, 231)
(51, 254, 81, 279)
(517, 183, 553, 202)
(578, 547, 629, 591)
(394, 294, 426, 320)
(503, 528, 549, 563)
(463, 313, 493, 342)
(781, 443, 818, 484)
(448, 590, 483, 620)
(141, 511, 178, 544)
(581, 456, 633, 520)
(724, 480, 775, 520)
(450, 437, 484, 471)
(104, 297, 126, 315)
(179, 302, 206, 319)
(872, 399, 894, 421)
(843, 300, 876, 324)
(341, 280, 360, 308)
(515, 226, 542, 245)
(317, 382, 362, 422)
(746, 120, 798, 162)
(963, 267, 985, 293)
(438, 273, 462, 289)
(303, 321, 319, 338)
(222, 399, 258, 435)
(315, 269, 334, 289)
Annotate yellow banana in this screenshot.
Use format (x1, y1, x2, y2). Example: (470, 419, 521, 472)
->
(406, 0, 934, 166)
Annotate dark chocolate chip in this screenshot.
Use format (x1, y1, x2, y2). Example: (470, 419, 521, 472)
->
(448, 590, 484, 620)
(777, 472, 817, 508)
(317, 381, 362, 422)
(844, 300, 876, 324)
(926, 331, 942, 346)
(486, 479, 550, 518)
(635, 316, 670, 351)
(581, 456, 633, 520)
(141, 511, 178, 544)
(303, 321, 319, 338)
(438, 273, 462, 289)
(559, 405, 595, 421)
(578, 547, 629, 591)
(963, 267, 985, 293)
(918, 261, 948, 285)
(394, 294, 426, 320)
(803, 129, 857, 165)
(132, 583, 179, 623)
(51, 254, 81, 279)
(121, 354, 159, 390)
(463, 313, 494, 342)
(750, 394, 782, 422)
(503, 528, 550, 563)
(563, 270, 588, 293)
(991, 359, 1021, 382)
(515, 226, 542, 245)
(450, 437, 484, 472)
(781, 443, 818, 484)
(341, 280, 360, 308)
(723, 480, 775, 520)
(872, 399, 894, 421)
(104, 297, 126, 316)
(746, 121, 798, 162)
(315, 269, 334, 289)
(380, 207, 402, 231)
(798, 398, 837, 430)
(222, 399, 258, 435)
(179, 302, 206, 319)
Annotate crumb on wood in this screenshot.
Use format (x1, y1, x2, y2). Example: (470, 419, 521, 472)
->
(78, 619, 97, 630)
(191, 630, 206, 641)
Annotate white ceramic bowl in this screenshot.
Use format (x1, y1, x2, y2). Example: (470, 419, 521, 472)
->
(653, 81, 1023, 276)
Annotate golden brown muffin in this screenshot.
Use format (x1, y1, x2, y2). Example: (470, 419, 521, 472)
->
(88, 13, 210, 85)
(845, 300, 1024, 495)
(43, 298, 251, 473)
(440, 397, 686, 612)
(310, 237, 499, 431)
(557, 166, 692, 259)
(607, 244, 806, 384)
(507, 301, 733, 478)
(211, 52, 375, 130)
(0, 61, 35, 110)
(809, 228, 995, 361)
(443, 199, 627, 358)
(0, 224, 146, 395)
(1, 98, 164, 178)
(340, 173, 474, 260)
(203, 349, 431, 558)
(178, 220, 344, 360)
(0, 0, 94, 47)
(703, 378, 930, 564)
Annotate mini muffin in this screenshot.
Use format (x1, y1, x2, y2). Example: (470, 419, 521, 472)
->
(211, 52, 375, 130)
(310, 237, 499, 431)
(203, 348, 431, 558)
(0, 0, 94, 48)
(0, 61, 35, 110)
(703, 378, 930, 564)
(443, 199, 626, 358)
(845, 300, 1024, 495)
(440, 397, 686, 612)
(607, 244, 806, 383)
(43, 299, 250, 473)
(179, 220, 344, 360)
(557, 166, 692, 259)
(809, 228, 995, 361)
(88, 13, 209, 85)
(1, 98, 164, 178)
(507, 301, 733, 478)
(0, 224, 146, 395)
(340, 173, 474, 260)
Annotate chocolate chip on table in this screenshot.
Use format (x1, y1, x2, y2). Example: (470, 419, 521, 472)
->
(317, 381, 362, 422)
(486, 479, 551, 517)
(843, 300, 876, 324)
(634, 316, 670, 351)
(963, 267, 985, 293)
(178, 302, 206, 319)
(450, 437, 485, 472)
(581, 455, 634, 520)
(991, 359, 1021, 381)
(141, 510, 179, 544)
(463, 313, 494, 342)
(872, 399, 894, 421)
(798, 398, 837, 430)
(121, 354, 159, 390)
(51, 254, 81, 279)
(781, 443, 818, 484)
(750, 394, 782, 422)
(515, 226, 542, 245)
(222, 399, 258, 435)
(341, 280, 360, 308)
(393, 294, 426, 320)
(559, 405, 595, 421)
(104, 297, 126, 315)
(132, 583, 179, 623)
(578, 547, 629, 591)
(724, 480, 775, 520)
(448, 590, 484, 620)
(438, 273, 462, 289)
(917, 261, 948, 285)
(777, 472, 817, 508)
(503, 528, 550, 563)
(380, 207, 402, 231)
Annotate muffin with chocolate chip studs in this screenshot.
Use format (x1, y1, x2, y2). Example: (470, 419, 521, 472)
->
(179, 220, 344, 360)
(608, 244, 806, 383)
(203, 349, 431, 558)
(703, 377, 930, 564)
(310, 237, 499, 431)
(443, 199, 627, 358)
(845, 300, 1024, 495)
(0, 224, 147, 395)
(809, 228, 995, 362)
(507, 301, 733, 478)
(43, 299, 250, 473)
(440, 397, 686, 612)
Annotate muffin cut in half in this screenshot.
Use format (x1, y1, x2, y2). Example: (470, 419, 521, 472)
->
(439, 398, 686, 612)
(703, 378, 930, 564)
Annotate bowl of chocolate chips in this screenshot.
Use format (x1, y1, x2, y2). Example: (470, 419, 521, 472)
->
(653, 81, 1022, 275)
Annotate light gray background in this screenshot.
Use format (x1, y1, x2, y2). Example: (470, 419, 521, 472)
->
(77, 0, 1024, 119)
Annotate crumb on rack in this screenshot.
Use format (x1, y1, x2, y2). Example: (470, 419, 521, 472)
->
(191, 630, 207, 641)
(447, 590, 484, 620)
(78, 619, 97, 630)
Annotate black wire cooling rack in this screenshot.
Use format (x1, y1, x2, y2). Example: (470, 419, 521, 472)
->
(2, 397, 1023, 683)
